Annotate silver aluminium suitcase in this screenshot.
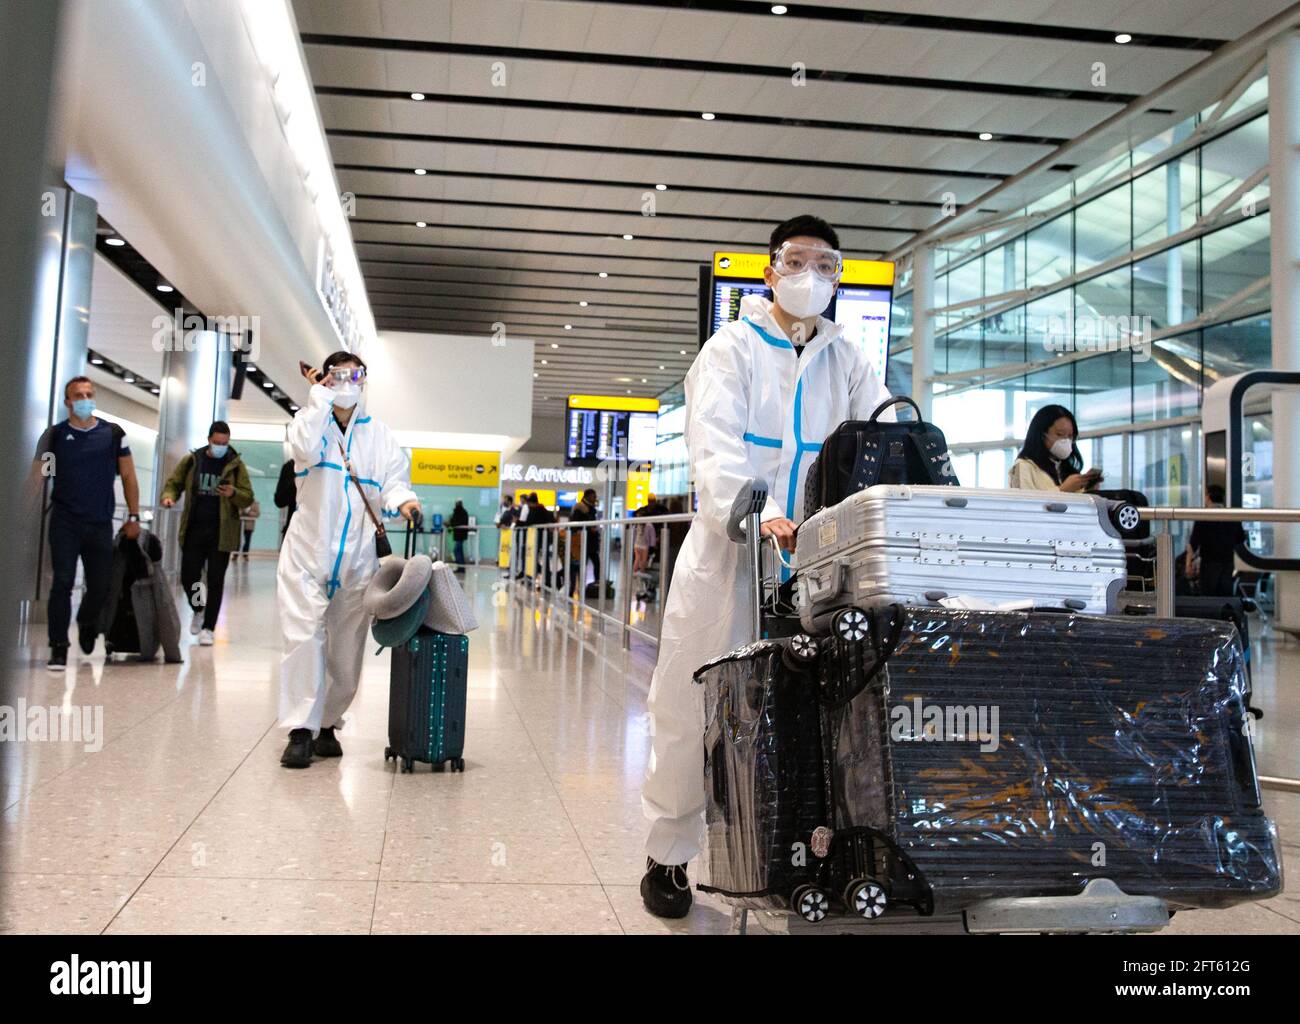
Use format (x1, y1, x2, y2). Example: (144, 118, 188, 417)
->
(795, 485, 1128, 632)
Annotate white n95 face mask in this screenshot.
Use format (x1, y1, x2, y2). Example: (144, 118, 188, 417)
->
(774, 270, 835, 319)
(1049, 437, 1074, 460)
(332, 383, 362, 408)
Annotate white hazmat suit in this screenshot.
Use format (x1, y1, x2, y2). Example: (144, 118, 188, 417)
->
(278, 383, 417, 735)
(642, 294, 892, 865)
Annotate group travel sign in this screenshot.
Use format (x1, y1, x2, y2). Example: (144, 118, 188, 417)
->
(410, 449, 501, 487)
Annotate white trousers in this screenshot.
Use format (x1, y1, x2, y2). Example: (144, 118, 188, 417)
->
(642, 523, 749, 865)
(277, 559, 371, 736)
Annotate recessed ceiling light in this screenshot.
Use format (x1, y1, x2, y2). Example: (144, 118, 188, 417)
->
(414, 168, 427, 175)
(659, 365, 665, 370)
(551, 343, 559, 348)
(534, 372, 539, 378)
(622, 233, 634, 240)
(616, 377, 633, 383)
(290, 405, 300, 411)
(771, 4, 788, 13)
(564, 324, 572, 330)
(91, 357, 104, 365)
(262, 381, 274, 388)
(655, 184, 667, 191)
(701, 112, 715, 121)
(626, 389, 632, 394)
(541, 359, 548, 365)
(579, 300, 588, 307)
(123, 376, 135, 383)
(679, 349, 687, 355)
(641, 378, 647, 383)
(598, 272, 608, 278)
(151, 387, 161, 394)
(978, 132, 993, 141)
(156, 284, 173, 293)
(105, 237, 125, 247)
(1115, 33, 1132, 44)
(415, 221, 426, 227)
(410, 92, 425, 100)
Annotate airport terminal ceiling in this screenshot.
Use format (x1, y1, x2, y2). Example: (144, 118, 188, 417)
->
(292, 0, 1296, 434)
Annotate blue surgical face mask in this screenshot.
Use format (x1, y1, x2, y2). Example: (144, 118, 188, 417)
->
(71, 398, 95, 419)
(209, 443, 229, 458)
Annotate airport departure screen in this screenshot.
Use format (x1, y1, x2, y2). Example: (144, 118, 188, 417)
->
(834, 285, 893, 380)
(711, 279, 769, 337)
(566, 408, 657, 467)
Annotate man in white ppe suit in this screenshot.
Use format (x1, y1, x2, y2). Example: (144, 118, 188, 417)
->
(279, 351, 421, 768)
(641, 215, 892, 917)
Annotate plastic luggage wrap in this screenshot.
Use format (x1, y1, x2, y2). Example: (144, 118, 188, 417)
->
(696, 641, 826, 908)
(821, 608, 1282, 912)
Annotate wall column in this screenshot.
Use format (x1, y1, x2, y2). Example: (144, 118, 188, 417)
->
(910, 244, 937, 420)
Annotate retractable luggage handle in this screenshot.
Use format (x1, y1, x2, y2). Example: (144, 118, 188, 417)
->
(726, 479, 770, 644)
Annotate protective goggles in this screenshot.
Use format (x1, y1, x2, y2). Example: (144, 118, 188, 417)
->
(771, 241, 843, 281)
(325, 366, 366, 385)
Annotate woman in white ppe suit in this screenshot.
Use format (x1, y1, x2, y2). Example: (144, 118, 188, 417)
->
(279, 351, 420, 768)
(641, 217, 891, 917)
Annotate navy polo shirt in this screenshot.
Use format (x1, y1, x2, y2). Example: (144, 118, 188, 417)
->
(36, 419, 130, 523)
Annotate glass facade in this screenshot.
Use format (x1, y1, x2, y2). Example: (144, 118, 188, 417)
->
(898, 75, 1272, 506)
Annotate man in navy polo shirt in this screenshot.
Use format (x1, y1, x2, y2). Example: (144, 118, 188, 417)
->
(35, 376, 142, 669)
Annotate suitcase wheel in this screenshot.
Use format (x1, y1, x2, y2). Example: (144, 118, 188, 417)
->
(384, 747, 394, 763)
(845, 878, 889, 920)
(791, 884, 830, 924)
(1110, 501, 1142, 537)
(453, 757, 465, 772)
(782, 633, 819, 671)
(833, 607, 871, 644)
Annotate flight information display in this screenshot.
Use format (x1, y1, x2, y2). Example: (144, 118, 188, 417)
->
(710, 280, 769, 337)
(834, 285, 892, 380)
(565, 408, 658, 467)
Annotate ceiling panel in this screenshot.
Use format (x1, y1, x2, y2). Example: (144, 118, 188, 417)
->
(290, 0, 1294, 423)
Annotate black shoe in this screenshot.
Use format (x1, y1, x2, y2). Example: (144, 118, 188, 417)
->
(640, 858, 692, 919)
(47, 645, 68, 672)
(313, 726, 343, 758)
(78, 628, 97, 657)
(280, 729, 314, 768)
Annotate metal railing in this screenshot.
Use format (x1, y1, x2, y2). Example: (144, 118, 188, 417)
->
(1141, 506, 1300, 617)
(508, 512, 694, 647)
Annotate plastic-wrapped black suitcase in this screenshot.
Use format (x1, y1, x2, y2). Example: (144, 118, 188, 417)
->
(695, 637, 827, 908)
(817, 605, 1282, 916)
(384, 627, 469, 774)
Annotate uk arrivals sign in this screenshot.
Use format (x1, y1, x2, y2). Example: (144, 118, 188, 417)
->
(410, 449, 501, 487)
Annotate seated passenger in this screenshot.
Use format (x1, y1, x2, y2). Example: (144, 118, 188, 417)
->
(1008, 404, 1103, 493)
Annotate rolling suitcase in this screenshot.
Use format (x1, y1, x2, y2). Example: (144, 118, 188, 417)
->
(795, 484, 1136, 632)
(385, 627, 469, 773)
(816, 605, 1282, 917)
(695, 637, 827, 908)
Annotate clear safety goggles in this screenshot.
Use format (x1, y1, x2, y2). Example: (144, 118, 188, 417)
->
(325, 366, 366, 385)
(771, 241, 843, 281)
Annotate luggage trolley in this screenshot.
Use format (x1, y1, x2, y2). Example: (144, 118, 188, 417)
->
(721, 479, 1171, 935)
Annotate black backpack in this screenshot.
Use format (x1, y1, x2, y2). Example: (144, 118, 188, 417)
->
(803, 396, 958, 518)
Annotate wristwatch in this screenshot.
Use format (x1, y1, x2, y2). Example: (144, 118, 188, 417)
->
(127, 513, 140, 523)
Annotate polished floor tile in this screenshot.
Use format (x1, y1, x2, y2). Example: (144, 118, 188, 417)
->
(3, 560, 1298, 935)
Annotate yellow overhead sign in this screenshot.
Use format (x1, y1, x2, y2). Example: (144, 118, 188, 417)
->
(567, 394, 660, 413)
(712, 251, 895, 287)
(713, 251, 772, 279)
(410, 449, 501, 487)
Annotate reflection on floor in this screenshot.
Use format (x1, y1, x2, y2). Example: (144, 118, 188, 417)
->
(2, 559, 1298, 935)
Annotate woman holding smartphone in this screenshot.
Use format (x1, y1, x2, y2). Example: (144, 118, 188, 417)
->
(1008, 404, 1103, 493)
